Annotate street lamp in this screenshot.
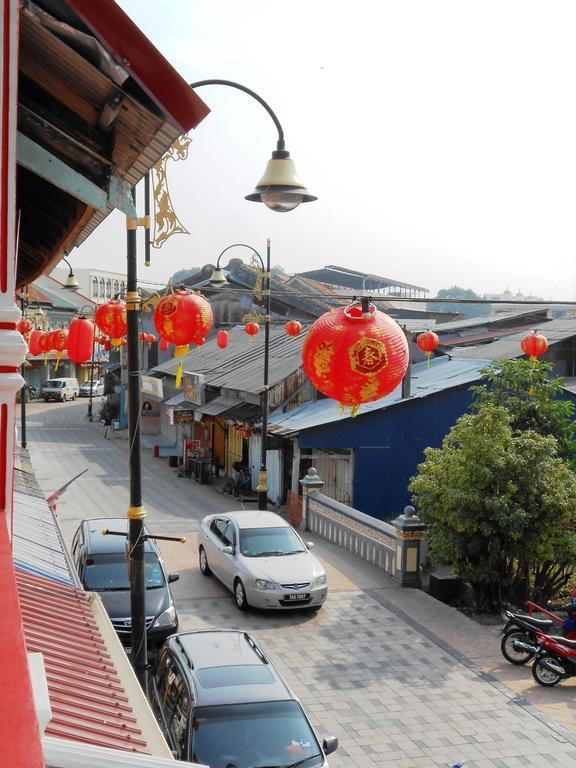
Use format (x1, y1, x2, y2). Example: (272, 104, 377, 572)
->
(189, 80, 317, 212)
(61, 257, 80, 291)
(209, 241, 271, 511)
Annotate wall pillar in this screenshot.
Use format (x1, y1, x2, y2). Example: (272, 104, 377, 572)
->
(299, 467, 324, 531)
(392, 505, 427, 588)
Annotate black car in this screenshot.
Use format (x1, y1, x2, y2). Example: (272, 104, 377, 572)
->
(148, 629, 338, 766)
(71, 517, 179, 649)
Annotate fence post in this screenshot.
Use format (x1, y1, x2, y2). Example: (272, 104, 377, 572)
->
(391, 505, 427, 587)
(299, 467, 324, 531)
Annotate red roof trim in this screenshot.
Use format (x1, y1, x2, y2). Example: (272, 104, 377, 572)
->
(65, 0, 210, 133)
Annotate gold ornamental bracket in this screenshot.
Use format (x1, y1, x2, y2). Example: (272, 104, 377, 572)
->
(152, 133, 193, 249)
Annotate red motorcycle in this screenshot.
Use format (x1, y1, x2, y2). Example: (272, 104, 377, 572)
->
(532, 633, 576, 687)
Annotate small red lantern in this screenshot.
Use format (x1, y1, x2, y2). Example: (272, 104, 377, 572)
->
(159, 337, 169, 352)
(285, 320, 302, 337)
(120, 338, 127, 346)
(139, 331, 146, 342)
(521, 330, 548, 361)
(302, 300, 409, 414)
(28, 329, 43, 356)
(217, 330, 229, 349)
(103, 339, 112, 351)
(95, 299, 127, 347)
(245, 322, 260, 337)
(67, 318, 95, 364)
(146, 333, 156, 344)
(17, 318, 32, 334)
(416, 330, 439, 367)
(38, 332, 52, 354)
(154, 290, 214, 387)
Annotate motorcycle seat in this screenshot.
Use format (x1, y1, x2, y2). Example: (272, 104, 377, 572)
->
(548, 635, 576, 649)
(509, 613, 554, 630)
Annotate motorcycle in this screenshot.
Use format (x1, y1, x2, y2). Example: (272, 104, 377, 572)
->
(500, 610, 554, 665)
(532, 633, 576, 687)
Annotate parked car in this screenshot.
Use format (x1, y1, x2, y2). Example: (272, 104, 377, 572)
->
(79, 380, 105, 397)
(42, 377, 79, 402)
(148, 629, 339, 765)
(198, 511, 328, 611)
(71, 517, 179, 649)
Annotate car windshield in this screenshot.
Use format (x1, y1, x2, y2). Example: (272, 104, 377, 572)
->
(44, 381, 64, 388)
(239, 527, 306, 558)
(83, 552, 166, 591)
(191, 700, 322, 768)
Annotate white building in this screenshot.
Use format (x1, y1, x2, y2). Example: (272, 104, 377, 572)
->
(50, 267, 127, 304)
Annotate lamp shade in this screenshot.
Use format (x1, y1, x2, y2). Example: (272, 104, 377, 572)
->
(245, 152, 317, 212)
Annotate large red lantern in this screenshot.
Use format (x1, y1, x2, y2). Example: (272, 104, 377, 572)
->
(17, 318, 32, 334)
(28, 329, 43, 356)
(302, 300, 409, 414)
(285, 320, 302, 337)
(67, 317, 95, 364)
(95, 299, 127, 346)
(521, 331, 548, 361)
(217, 330, 229, 349)
(38, 332, 52, 354)
(416, 330, 439, 367)
(154, 290, 213, 387)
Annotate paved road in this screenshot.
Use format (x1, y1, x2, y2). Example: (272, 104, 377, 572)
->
(25, 399, 576, 767)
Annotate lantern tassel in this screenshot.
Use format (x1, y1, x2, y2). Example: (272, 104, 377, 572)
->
(54, 352, 62, 372)
(174, 344, 190, 389)
(44, 352, 48, 367)
(175, 360, 183, 389)
(426, 351, 431, 368)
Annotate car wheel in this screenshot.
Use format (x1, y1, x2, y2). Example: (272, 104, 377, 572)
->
(234, 579, 248, 611)
(199, 546, 212, 576)
(44, 396, 49, 402)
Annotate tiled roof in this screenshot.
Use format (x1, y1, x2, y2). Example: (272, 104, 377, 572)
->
(17, 570, 149, 754)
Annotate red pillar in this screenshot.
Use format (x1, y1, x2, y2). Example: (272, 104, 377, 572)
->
(0, 1, 45, 764)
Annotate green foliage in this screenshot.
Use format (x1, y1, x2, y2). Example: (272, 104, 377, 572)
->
(472, 359, 576, 465)
(270, 265, 287, 277)
(409, 405, 576, 610)
(432, 285, 485, 317)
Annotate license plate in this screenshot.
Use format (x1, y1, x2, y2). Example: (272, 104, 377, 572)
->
(285, 593, 310, 601)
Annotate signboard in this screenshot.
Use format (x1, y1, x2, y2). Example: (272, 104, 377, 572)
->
(169, 408, 196, 425)
(141, 375, 164, 400)
(183, 372, 205, 406)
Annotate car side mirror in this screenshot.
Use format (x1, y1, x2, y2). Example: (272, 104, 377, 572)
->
(323, 737, 338, 755)
(306, 541, 314, 550)
(168, 572, 180, 583)
(222, 545, 234, 555)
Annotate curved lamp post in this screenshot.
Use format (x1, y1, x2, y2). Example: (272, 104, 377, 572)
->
(189, 80, 317, 212)
(209, 241, 271, 511)
(61, 256, 80, 291)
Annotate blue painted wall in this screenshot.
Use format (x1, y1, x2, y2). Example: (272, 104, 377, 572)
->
(300, 385, 476, 521)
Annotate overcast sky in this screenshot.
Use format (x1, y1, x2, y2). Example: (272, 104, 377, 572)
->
(71, 1, 576, 300)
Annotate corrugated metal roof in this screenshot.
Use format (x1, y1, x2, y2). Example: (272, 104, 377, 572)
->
(267, 357, 490, 435)
(153, 325, 306, 395)
(164, 392, 191, 407)
(195, 395, 244, 416)
(13, 491, 79, 587)
(413, 309, 551, 334)
(450, 317, 576, 360)
(16, 569, 150, 753)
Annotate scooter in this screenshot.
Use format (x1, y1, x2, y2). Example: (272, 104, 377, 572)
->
(500, 610, 554, 665)
(532, 633, 576, 687)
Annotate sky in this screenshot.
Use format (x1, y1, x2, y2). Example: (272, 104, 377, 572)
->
(71, 0, 576, 300)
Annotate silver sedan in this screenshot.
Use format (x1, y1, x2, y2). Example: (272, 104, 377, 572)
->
(198, 510, 328, 611)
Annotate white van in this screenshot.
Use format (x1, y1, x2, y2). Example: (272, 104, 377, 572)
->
(42, 377, 80, 402)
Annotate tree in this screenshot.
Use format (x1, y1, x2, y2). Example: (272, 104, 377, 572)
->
(270, 264, 287, 277)
(432, 285, 486, 317)
(409, 405, 576, 610)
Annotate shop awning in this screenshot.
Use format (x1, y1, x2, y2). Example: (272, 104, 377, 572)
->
(164, 392, 195, 408)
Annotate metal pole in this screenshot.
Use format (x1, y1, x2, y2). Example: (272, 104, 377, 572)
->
(257, 239, 271, 511)
(126, 186, 147, 692)
(20, 294, 27, 449)
(87, 332, 96, 421)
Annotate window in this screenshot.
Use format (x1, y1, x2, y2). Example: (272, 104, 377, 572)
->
(99, 278, 105, 298)
(82, 552, 166, 590)
(113, 279, 119, 295)
(210, 519, 225, 540)
(120, 280, 126, 294)
(239, 527, 305, 558)
(221, 522, 235, 547)
(105, 279, 112, 299)
(92, 277, 98, 298)
(170, 682, 191, 757)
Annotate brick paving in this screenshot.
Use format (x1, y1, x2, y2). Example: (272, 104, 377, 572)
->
(25, 400, 576, 767)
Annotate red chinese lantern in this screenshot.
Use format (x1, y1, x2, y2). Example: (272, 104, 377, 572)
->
(285, 320, 302, 337)
(67, 318, 95, 364)
(120, 338, 127, 346)
(416, 330, 439, 367)
(28, 329, 43, 356)
(17, 318, 32, 334)
(521, 331, 548, 361)
(159, 337, 169, 352)
(38, 332, 52, 354)
(154, 290, 213, 387)
(302, 300, 409, 414)
(245, 322, 260, 337)
(103, 339, 112, 351)
(95, 299, 127, 347)
(52, 328, 68, 371)
(146, 333, 156, 344)
(217, 330, 229, 349)
(139, 331, 146, 342)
